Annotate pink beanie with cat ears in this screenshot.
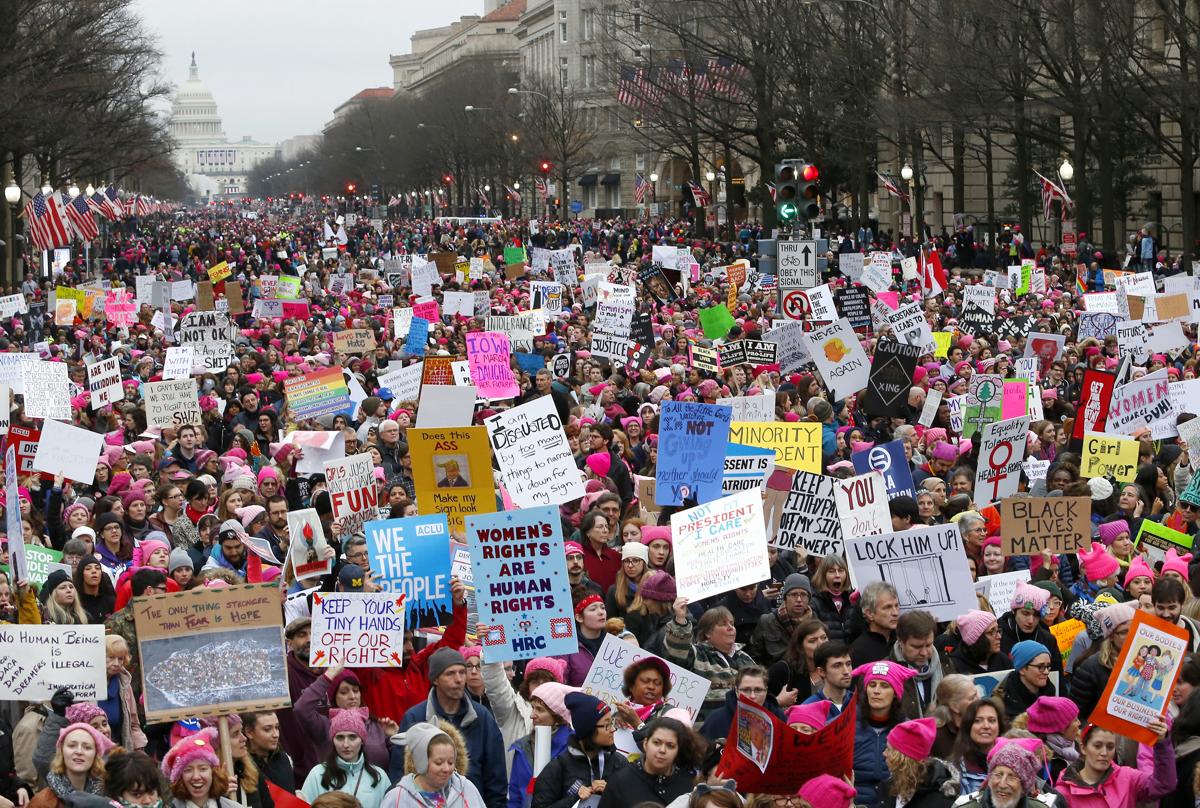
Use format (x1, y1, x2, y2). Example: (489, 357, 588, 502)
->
(850, 660, 917, 700)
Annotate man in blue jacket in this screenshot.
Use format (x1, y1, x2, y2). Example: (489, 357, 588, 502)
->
(392, 647, 508, 808)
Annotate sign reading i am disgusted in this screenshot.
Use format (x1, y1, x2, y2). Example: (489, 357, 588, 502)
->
(310, 592, 406, 667)
(1000, 496, 1093, 555)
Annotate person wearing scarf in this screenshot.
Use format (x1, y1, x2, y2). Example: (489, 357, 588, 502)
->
(890, 610, 951, 718)
(29, 723, 112, 808)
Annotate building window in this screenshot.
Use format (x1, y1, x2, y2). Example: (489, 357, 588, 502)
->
(559, 56, 569, 88)
(635, 152, 645, 170)
(610, 156, 621, 171)
(583, 9, 595, 40)
(632, 0, 641, 33)
(559, 10, 568, 43)
(584, 56, 595, 87)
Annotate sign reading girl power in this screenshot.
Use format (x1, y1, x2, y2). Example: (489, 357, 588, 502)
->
(465, 506, 575, 662)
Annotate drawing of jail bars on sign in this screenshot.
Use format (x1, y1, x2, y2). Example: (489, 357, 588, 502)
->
(877, 554, 952, 608)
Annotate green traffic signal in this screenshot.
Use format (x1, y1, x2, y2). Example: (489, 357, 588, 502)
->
(777, 201, 799, 221)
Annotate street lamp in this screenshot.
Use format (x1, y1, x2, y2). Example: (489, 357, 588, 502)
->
(3, 183, 18, 205)
(67, 184, 79, 198)
(900, 163, 917, 242)
(85, 184, 94, 197)
(508, 87, 550, 101)
(1058, 158, 1074, 182)
(512, 182, 520, 190)
(40, 183, 52, 196)
(464, 105, 492, 112)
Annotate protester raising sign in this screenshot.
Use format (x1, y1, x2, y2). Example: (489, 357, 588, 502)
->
(0, 625, 106, 700)
(580, 633, 711, 725)
(364, 514, 453, 630)
(408, 427, 496, 533)
(973, 416, 1030, 508)
(773, 471, 843, 557)
(143, 378, 202, 429)
(466, 505, 576, 662)
(465, 331, 519, 399)
(1000, 496, 1092, 555)
(655, 401, 733, 507)
(483, 397, 585, 508)
(845, 523, 976, 621)
(324, 454, 379, 537)
(310, 592, 406, 667)
(671, 489, 770, 601)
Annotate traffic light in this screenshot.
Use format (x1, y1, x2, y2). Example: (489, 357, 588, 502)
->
(540, 161, 552, 175)
(346, 182, 357, 194)
(774, 162, 799, 223)
(798, 163, 820, 219)
(443, 174, 453, 185)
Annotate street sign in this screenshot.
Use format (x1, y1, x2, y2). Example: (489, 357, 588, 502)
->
(778, 240, 819, 289)
(570, 200, 583, 213)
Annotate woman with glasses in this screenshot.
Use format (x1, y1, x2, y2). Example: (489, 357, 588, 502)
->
(532, 693, 626, 808)
(663, 599, 758, 722)
(993, 641, 1057, 719)
(698, 666, 784, 744)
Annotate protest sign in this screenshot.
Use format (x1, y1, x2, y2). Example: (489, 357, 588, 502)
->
(0, 295, 26, 318)
(655, 401, 732, 506)
(309, 592, 406, 667)
(1134, 519, 1194, 563)
(961, 374, 1004, 440)
(406, 317, 430, 357)
(974, 416, 1030, 508)
(484, 397, 584, 508)
(282, 431, 346, 477)
(465, 331, 519, 399)
(717, 395, 775, 422)
(162, 347, 194, 381)
(408, 427, 495, 533)
(1091, 611, 1189, 746)
(885, 302, 936, 355)
(581, 633, 711, 729)
(803, 318, 870, 399)
(852, 439, 917, 500)
(918, 389, 942, 427)
(1073, 370, 1117, 440)
(466, 505, 576, 662)
(4, 444, 22, 583)
(422, 356, 457, 386)
(0, 625, 106, 701)
(325, 454, 379, 537)
(364, 514, 453, 629)
(834, 287, 872, 331)
(143, 378, 201, 429)
(774, 471, 843, 556)
(715, 693, 856, 794)
(6, 424, 40, 477)
(959, 302, 996, 338)
(86, 356, 121, 409)
(689, 343, 721, 374)
(1081, 433, 1139, 482)
(377, 363, 423, 404)
(845, 523, 977, 621)
(133, 582, 288, 723)
(722, 443, 775, 495)
(975, 570, 1032, 615)
(1, 543, 64, 590)
(177, 311, 235, 373)
(763, 321, 812, 374)
(1000, 496, 1092, 555)
(32, 420, 103, 484)
(833, 471, 891, 539)
(333, 329, 377, 355)
(286, 508, 333, 581)
(671, 490, 770, 601)
(861, 340, 921, 416)
(283, 367, 351, 420)
(23, 361, 68, 419)
(418, 385, 478, 428)
(728, 421, 820, 473)
(1107, 370, 1174, 435)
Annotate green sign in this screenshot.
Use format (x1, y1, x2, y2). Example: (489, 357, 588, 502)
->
(1134, 519, 1194, 562)
(2, 545, 65, 589)
(503, 246, 527, 267)
(777, 201, 799, 222)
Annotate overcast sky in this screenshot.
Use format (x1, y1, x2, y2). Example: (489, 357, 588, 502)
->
(135, 0, 481, 144)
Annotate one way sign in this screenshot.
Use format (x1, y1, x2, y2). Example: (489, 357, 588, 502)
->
(778, 240, 819, 289)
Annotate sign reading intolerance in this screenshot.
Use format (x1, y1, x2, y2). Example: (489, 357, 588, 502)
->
(133, 582, 288, 723)
(0, 625, 106, 701)
(1000, 496, 1093, 555)
(483, 397, 585, 509)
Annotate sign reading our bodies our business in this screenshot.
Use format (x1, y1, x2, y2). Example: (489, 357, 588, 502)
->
(466, 505, 576, 662)
(310, 592, 406, 667)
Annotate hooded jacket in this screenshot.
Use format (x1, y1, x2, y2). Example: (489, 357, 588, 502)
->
(300, 753, 391, 808)
(1053, 738, 1176, 808)
(531, 741, 627, 808)
(880, 758, 960, 808)
(293, 675, 392, 770)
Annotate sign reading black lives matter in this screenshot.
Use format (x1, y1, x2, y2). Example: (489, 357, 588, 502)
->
(861, 339, 922, 417)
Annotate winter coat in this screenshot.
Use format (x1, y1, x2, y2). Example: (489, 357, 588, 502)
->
(12, 706, 43, 787)
(481, 661, 531, 774)
(855, 720, 895, 808)
(897, 648, 953, 720)
(395, 691, 509, 808)
(699, 688, 787, 745)
(998, 613, 1064, 680)
(282, 651, 322, 785)
(0, 714, 29, 804)
(950, 793, 1062, 808)
(811, 590, 856, 644)
(879, 759, 959, 808)
(994, 670, 1056, 722)
(597, 761, 694, 808)
(747, 608, 803, 665)
(661, 616, 758, 721)
(531, 743, 627, 808)
(293, 675, 392, 770)
(1068, 654, 1111, 724)
(1053, 738, 1177, 808)
(383, 772, 485, 808)
(300, 754, 391, 808)
(1163, 735, 1200, 808)
(560, 640, 598, 688)
(508, 726, 571, 808)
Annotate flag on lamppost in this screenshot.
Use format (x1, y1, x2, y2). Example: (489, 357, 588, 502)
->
(687, 180, 711, 206)
(64, 193, 99, 242)
(634, 173, 649, 204)
(1035, 170, 1073, 220)
(22, 192, 71, 252)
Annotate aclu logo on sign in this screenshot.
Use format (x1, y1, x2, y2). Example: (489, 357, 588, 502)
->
(414, 523, 443, 537)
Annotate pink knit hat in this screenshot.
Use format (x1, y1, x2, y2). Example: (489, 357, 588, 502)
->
(525, 656, 567, 683)
(329, 707, 369, 740)
(1163, 548, 1194, 580)
(1025, 696, 1079, 734)
(851, 660, 918, 700)
(1094, 601, 1137, 638)
(459, 646, 482, 660)
(1010, 582, 1049, 615)
(162, 726, 219, 781)
(1125, 556, 1156, 587)
(585, 452, 612, 478)
(640, 525, 672, 546)
(956, 610, 998, 645)
(57, 721, 113, 759)
(531, 682, 579, 724)
(65, 703, 106, 726)
(797, 775, 856, 808)
(785, 701, 833, 730)
(1079, 544, 1120, 582)
(1096, 519, 1131, 546)
(888, 717, 937, 760)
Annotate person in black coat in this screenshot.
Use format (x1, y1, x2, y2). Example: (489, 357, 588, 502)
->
(1165, 688, 1200, 808)
(810, 555, 858, 645)
(532, 693, 627, 808)
(699, 667, 786, 744)
(994, 641, 1057, 722)
(999, 584, 1064, 681)
(598, 717, 698, 808)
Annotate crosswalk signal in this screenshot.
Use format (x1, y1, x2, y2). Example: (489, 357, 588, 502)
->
(775, 162, 799, 222)
(799, 163, 820, 219)
(540, 161, 552, 175)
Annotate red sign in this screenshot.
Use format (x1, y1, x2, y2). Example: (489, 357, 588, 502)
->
(1062, 219, 1078, 255)
(1073, 369, 1118, 442)
(6, 425, 47, 480)
(716, 693, 856, 794)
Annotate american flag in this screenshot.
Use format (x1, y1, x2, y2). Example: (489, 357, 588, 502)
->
(709, 56, 749, 100)
(1035, 170, 1073, 220)
(87, 191, 113, 221)
(104, 186, 124, 219)
(687, 180, 711, 206)
(65, 193, 99, 241)
(876, 172, 910, 203)
(617, 65, 645, 109)
(766, 182, 777, 202)
(535, 178, 549, 200)
(687, 58, 710, 95)
(22, 192, 71, 252)
(134, 195, 150, 217)
(634, 173, 649, 204)
(476, 186, 491, 209)
(503, 184, 520, 204)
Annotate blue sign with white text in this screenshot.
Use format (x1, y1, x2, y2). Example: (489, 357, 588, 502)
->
(852, 438, 917, 500)
(655, 401, 733, 507)
(364, 514, 453, 630)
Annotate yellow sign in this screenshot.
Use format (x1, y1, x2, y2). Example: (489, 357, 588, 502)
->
(1049, 618, 1085, 663)
(207, 261, 232, 283)
(728, 421, 821, 473)
(408, 427, 496, 534)
(1082, 434, 1138, 482)
(932, 331, 953, 358)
